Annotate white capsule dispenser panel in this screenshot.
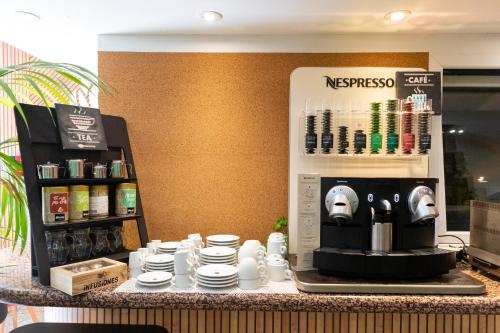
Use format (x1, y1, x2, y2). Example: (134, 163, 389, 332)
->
(289, 67, 444, 270)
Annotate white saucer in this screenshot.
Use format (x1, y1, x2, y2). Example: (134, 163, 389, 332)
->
(196, 264, 238, 279)
(158, 242, 180, 250)
(145, 254, 174, 265)
(197, 280, 238, 288)
(200, 260, 237, 266)
(145, 262, 174, 266)
(206, 235, 240, 243)
(201, 246, 236, 257)
(197, 275, 238, 283)
(137, 271, 172, 284)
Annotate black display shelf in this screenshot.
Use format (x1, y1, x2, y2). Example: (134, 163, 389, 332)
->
(107, 250, 132, 261)
(38, 178, 138, 186)
(15, 104, 149, 286)
(31, 250, 132, 272)
(43, 215, 143, 230)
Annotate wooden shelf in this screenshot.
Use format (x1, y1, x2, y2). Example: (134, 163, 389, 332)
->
(38, 178, 137, 186)
(43, 215, 142, 230)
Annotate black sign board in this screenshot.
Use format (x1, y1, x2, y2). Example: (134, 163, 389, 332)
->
(55, 104, 108, 150)
(396, 71, 442, 115)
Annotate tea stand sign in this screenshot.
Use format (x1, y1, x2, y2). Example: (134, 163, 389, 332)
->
(55, 103, 108, 150)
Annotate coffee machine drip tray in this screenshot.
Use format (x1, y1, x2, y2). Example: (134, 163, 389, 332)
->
(294, 269, 486, 295)
(313, 247, 457, 279)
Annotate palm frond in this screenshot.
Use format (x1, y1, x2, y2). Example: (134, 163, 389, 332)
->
(0, 61, 111, 253)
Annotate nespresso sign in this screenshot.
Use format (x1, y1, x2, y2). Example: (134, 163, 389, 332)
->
(324, 76, 395, 90)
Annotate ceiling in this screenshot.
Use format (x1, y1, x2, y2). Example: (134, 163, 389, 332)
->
(4, 0, 500, 35)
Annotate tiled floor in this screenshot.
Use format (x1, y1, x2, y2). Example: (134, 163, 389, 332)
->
(0, 306, 43, 332)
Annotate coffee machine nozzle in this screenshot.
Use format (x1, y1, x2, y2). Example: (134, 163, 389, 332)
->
(325, 185, 359, 222)
(408, 186, 439, 223)
(371, 199, 393, 252)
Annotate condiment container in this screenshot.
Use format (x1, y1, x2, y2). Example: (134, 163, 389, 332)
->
(37, 162, 65, 180)
(115, 183, 137, 216)
(89, 185, 109, 218)
(69, 185, 90, 221)
(66, 159, 87, 179)
(50, 257, 127, 296)
(109, 160, 133, 178)
(92, 163, 107, 179)
(42, 186, 69, 223)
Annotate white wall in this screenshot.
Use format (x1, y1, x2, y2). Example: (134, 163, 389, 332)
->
(98, 33, 500, 69)
(0, 16, 98, 74)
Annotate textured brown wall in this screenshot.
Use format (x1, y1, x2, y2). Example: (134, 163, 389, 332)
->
(97, 52, 428, 245)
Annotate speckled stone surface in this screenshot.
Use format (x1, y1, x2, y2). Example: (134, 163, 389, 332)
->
(0, 249, 498, 314)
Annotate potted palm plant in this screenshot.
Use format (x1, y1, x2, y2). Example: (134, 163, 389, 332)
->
(0, 61, 110, 254)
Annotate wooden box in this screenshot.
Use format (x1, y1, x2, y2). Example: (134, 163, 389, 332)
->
(50, 257, 127, 296)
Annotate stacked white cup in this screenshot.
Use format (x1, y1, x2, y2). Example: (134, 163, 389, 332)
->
(174, 249, 196, 288)
(238, 240, 268, 288)
(266, 254, 292, 282)
(137, 247, 149, 261)
(188, 233, 204, 249)
(238, 257, 268, 290)
(267, 233, 287, 256)
(147, 240, 161, 255)
(179, 239, 199, 269)
(128, 251, 143, 278)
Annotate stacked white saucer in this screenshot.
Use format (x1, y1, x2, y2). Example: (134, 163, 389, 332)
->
(144, 254, 174, 273)
(136, 271, 172, 288)
(200, 246, 237, 266)
(196, 264, 238, 288)
(157, 242, 180, 254)
(206, 235, 240, 249)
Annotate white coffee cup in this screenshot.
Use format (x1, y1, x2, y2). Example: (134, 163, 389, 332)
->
(147, 241, 159, 255)
(174, 250, 194, 275)
(239, 278, 265, 290)
(175, 273, 195, 288)
(188, 234, 204, 248)
(137, 247, 149, 260)
(129, 251, 142, 270)
(238, 244, 266, 263)
(267, 255, 288, 267)
(129, 268, 142, 279)
(267, 240, 287, 256)
(267, 262, 292, 282)
(238, 257, 267, 281)
(267, 253, 283, 261)
(243, 240, 264, 250)
(268, 232, 285, 240)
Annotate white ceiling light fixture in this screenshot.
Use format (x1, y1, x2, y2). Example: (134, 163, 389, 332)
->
(384, 10, 411, 22)
(15, 10, 41, 22)
(201, 11, 223, 22)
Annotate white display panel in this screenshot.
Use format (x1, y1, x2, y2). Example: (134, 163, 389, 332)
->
(288, 67, 439, 257)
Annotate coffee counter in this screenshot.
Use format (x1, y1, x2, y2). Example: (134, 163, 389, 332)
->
(0, 249, 498, 314)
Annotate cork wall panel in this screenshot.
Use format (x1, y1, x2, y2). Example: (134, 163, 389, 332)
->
(97, 52, 428, 244)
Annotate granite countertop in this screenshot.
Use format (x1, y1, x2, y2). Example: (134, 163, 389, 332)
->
(0, 249, 498, 314)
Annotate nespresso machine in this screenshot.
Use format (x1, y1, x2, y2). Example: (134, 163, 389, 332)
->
(313, 177, 456, 279)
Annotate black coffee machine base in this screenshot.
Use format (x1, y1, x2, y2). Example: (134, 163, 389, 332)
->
(313, 247, 456, 279)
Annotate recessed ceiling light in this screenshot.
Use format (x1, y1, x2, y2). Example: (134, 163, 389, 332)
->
(15, 11, 41, 22)
(458, 129, 464, 134)
(477, 176, 488, 183)
(448, 129, 456, 134)
(201, 11, 223, 22)
(385, 10, 411, 22)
